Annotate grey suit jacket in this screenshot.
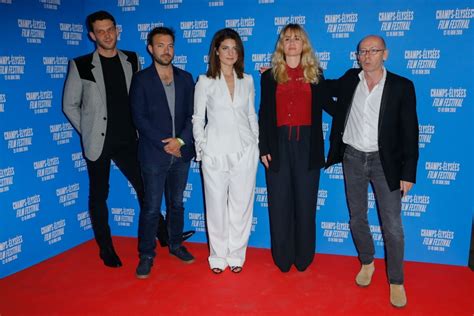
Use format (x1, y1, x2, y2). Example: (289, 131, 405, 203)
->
(62, 49, 140, 161)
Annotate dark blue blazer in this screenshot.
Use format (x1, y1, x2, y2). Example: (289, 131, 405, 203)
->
(130, 65, 195, 164)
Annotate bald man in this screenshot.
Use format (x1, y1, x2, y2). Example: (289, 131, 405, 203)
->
(325, 35, 419, 308)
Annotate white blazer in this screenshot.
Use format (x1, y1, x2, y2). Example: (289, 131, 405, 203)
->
(193, 72, 259, 161)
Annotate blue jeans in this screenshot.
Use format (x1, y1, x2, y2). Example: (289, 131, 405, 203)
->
(138, 157, 190, 259)
(343, 145, 404, 284)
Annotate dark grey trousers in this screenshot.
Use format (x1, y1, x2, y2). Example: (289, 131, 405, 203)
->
(343, 145, 404, 284)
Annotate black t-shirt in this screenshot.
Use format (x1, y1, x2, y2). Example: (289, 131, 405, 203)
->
(99, 54, 136, 150)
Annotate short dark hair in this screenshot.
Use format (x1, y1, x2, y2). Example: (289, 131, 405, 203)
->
(206, 28, 244, 79)
(86, 10, 116, 33)
(147, 27, 175, 46)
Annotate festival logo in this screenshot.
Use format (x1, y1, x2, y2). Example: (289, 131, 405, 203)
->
(0, 166, 14, 193)
(425, 161, 460, 185)
(321, 221, 350, 244)
(418, 123, 435, 149)
(12, 194, 41, 221)
(56, 183, 80, 207)
(34, 156, 60, 182)
(77, 211, 92, 231)
(404, 49, 440, 75)
(324, 12, 358, 38)
(180, 20, 208, 44)
(18, 18, 46, 44)
(378, 10, 414, 37)
(43, 56, 68, 79)
(436, 8, 473, 36)
(274, 15, 306, 34)
(0, 235, 23, 265)
(0, 55, 26, 80)
(188, 212, 206, 232)
(225, 17, 255, 41)
(71, 152, 86, 173)
(430, 87, 466, 113)
(111, 207, 136, 227)
(41, 219, 66, 245)
(50, 122, 73, 145)
(59, 23, 83, 46)
(421, 228, 454, 252)
(4, 127, 33, 153)
(402, 194, 430, 218)
(26, 90, 53, 114)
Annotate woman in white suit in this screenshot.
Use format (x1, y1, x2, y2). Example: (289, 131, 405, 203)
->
(193, 28, 259, 274)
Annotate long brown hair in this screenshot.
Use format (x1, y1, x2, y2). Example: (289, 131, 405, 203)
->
(206, 28, 244, 79)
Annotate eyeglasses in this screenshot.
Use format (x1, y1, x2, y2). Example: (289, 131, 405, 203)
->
(357, 48, 385, 56)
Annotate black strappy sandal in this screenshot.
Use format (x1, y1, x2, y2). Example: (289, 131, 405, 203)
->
(211, 267, 223, 274)
(230, 266, 242, 273)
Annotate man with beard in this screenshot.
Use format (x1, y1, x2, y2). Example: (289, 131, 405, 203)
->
(130, 27, 195, 279)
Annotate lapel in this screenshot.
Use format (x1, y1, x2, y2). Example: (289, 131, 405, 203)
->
(173, 66, 183, 115)
(218, 70, 237, 106)
(118, 50, 133, 90)
(91, 51, 106, 107)
(91, 49, 132, 106)
(343, 71, 362, 128)
(232, 70, 240, 105)
(378, 71, 391, 137)
(267, 71, 278, 125)
(151, 65, 171, 116)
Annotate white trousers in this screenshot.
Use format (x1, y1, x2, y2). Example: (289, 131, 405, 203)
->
(201, 144, 259, 269)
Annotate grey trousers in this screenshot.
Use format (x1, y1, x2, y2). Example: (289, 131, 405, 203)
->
(343, 145, 404, 284)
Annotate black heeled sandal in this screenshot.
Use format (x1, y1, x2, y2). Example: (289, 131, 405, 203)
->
(211, 267, 224, 274)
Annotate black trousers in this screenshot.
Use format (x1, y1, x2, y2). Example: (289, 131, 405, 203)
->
(265, 126, 320, 272)
(85, 140, 144, 250)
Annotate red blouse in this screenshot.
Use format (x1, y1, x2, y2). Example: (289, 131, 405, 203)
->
(276, 65, 312, 128)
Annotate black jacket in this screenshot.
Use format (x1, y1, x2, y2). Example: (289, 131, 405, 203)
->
(325, 68, 419, 191)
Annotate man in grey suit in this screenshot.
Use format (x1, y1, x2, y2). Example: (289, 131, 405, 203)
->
(63, 11, 142, 268)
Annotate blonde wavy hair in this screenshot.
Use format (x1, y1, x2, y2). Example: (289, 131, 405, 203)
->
(271, 24, 321, 84)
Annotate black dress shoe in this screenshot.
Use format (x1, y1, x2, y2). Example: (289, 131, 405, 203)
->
(99, 246, 122, 268)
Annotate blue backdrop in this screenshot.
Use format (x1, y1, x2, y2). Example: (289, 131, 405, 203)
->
(1, 0, 473, 278)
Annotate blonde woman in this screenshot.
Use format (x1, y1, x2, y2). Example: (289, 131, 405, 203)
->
(259, 24, 333, 272)
(193, 28, 259, 274)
